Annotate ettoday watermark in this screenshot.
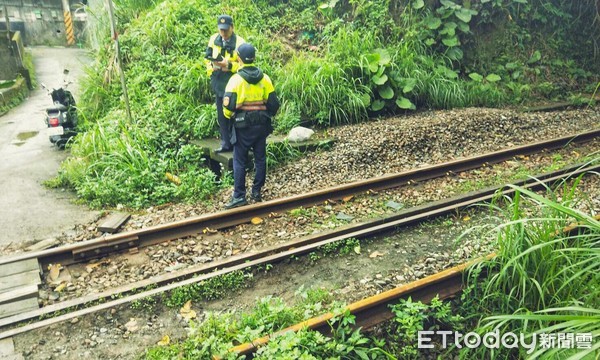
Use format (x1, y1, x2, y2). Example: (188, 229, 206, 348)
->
(418, 330, 594, 354)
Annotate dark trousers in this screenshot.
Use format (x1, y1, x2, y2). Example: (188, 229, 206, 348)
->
(233, 124, 268, 199)
(216, 96, 232, 149)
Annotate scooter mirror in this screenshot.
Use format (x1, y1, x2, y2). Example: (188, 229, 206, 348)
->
(40, 83, 47, 89)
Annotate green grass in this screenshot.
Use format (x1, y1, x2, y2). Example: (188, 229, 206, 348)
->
(166, 270, 252, 308)
(459, 172, 600, 359)
(0, 80, 16, 89)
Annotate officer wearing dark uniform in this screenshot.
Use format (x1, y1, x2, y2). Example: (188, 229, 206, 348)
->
(205, 15, 245, 152)
(223, 43, 280, 209)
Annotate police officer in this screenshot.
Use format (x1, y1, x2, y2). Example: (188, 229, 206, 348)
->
(223, 43, 280, 209)
(205, 15, 245, 153)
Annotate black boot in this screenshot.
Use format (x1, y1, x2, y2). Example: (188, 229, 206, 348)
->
(250, 192, 262, 202)
(225, 197, 247, 209)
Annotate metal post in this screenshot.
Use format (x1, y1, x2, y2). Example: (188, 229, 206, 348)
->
(106, 0, 132, 122)
(61, 0, 76, 46)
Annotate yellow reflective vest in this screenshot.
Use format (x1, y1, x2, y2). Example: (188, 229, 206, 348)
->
(204, 33, 245, 75)
(205, 33, 245, 96)
(222, 65, 279, 120)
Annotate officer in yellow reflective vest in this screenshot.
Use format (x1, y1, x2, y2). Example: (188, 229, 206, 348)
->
(222, 43, 280, 209)
(205, 15, 245, 153)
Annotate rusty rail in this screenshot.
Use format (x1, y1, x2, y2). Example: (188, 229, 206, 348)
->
(0, 129, 597, 267)
(224, 254, 495, 358)
(225, 216, 600, 358)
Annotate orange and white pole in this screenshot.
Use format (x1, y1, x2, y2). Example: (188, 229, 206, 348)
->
(61, 0, 75, 46)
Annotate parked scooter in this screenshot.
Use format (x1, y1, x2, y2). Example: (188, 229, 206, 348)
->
(41, 69, 78, 148)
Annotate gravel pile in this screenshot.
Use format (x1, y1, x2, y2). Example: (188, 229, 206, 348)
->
(105, 107, 600, 235)
(267, 107, 599, 199)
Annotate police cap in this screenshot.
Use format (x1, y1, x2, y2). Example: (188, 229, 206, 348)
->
(237, 43, 256, 63)
(217, 15, 233, 30)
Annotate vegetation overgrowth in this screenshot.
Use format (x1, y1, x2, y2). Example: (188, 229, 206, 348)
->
(52, 0, 600, 208)
(143, 288, 460, 359)
(460, 174, 600, 359)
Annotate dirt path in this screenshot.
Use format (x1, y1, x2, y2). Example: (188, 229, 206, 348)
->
(0, 47, 99, 247)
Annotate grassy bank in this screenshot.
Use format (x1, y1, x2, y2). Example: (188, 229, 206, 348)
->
(52, 0, 600, 209)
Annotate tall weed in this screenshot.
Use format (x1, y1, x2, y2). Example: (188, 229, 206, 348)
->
(461, 173, 600, 359)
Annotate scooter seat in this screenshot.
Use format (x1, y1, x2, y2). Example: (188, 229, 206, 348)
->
(46, 104, 68, 112)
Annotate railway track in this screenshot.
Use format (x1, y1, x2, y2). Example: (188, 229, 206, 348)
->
(222, 255, 492, 359)
(225, 215, 600, 360)
(0, 159, 596, 341)
(0, 129, 598, 270)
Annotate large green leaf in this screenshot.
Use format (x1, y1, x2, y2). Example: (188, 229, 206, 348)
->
(446, 47, 463, 60)
(440, 0, 459, 9)
(318, 0, 338, 9)
(378, 85, 394, 99)
(445, 21, 458, 30)
(359, 93, 371, 106)
(425, 17, 442, 30)
(528, 50, 542, 64)
(442, 36, 459, 47)
(456, 21, 470, 33)
(402, 78, 417, 93)
(469, 72, 483, 82)
(412, 0, 425, 9)
(440, 26, 456, 36)
(371, 99, 385, 111)
(396, 97, 416, 110)
(438, 65, 458, 79)
(365, 53, 380, 73)
(486, 73, 501, 82)
(374, 49, 391, 66)
(505, 62, 519, 70)
(439, 23, 456, 36)
(437, 7, 454, 19)
(365, 53, 379, 64)
(455, 8, 473, 23)
(372, 74, 388, 85)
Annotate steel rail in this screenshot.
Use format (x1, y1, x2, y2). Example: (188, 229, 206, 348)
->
(222, 254, 496, 359)
(0, 129, 597, 267)
(0, 163, 596, 340)
(226, 218, 600, 359)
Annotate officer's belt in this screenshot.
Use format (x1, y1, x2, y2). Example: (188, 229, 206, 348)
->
(234, 110, 271, 128)
(239, 105, 267, 111)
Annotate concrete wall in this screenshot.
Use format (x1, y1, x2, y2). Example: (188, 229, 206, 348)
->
(0, 0, 87, 46)
(0, 31, 23, 80)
